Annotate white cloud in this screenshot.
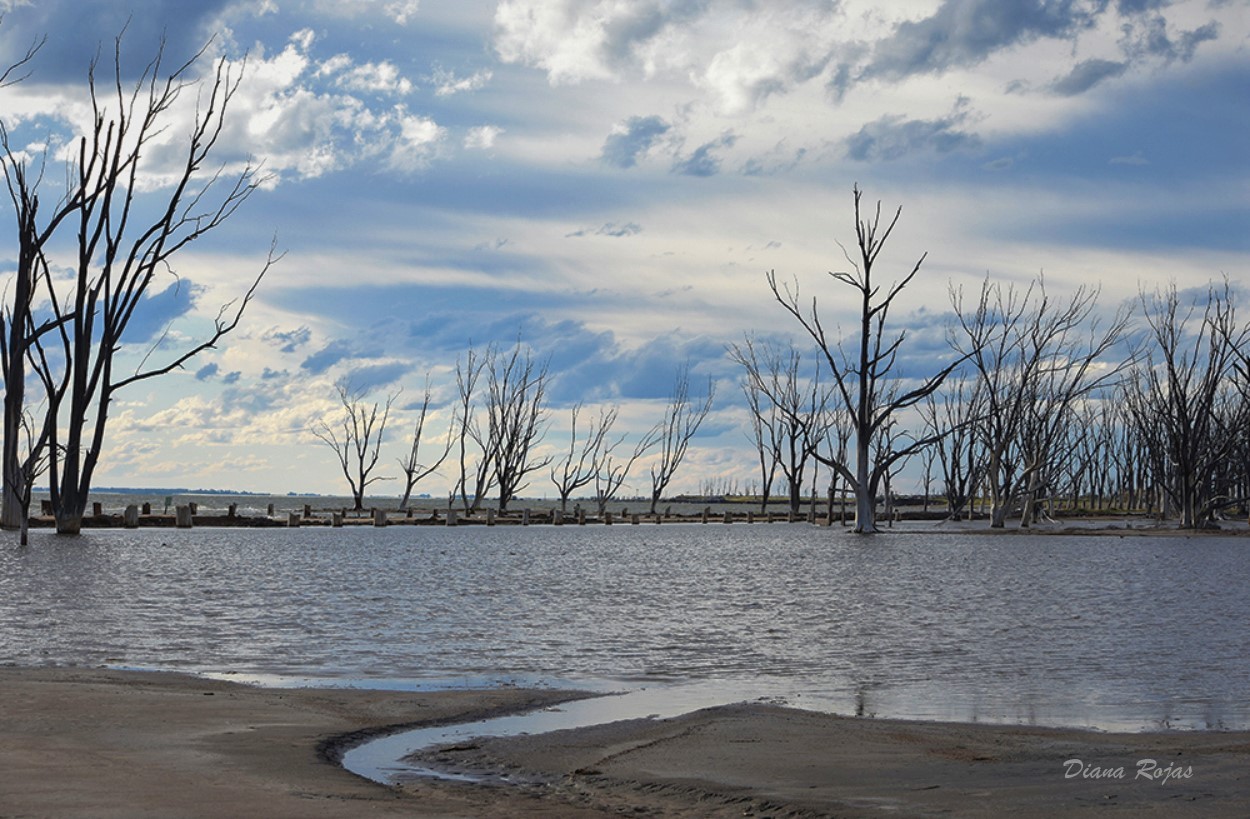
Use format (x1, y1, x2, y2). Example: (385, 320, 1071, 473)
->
(464, 125, 503, 149)
(431, 66, 493, 96)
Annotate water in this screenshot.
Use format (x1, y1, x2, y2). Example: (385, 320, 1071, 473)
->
(1, 523, 1247, 732)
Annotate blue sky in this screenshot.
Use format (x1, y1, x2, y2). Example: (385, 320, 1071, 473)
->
(0, 0, 1246, 496)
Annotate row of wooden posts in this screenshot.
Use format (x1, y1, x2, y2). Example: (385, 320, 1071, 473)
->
(49, 499, 843, 529)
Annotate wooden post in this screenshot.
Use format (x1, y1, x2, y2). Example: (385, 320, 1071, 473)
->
(522, 508, 530, 526)
(486, 508, 496, 526)
(631, 514, 640, 525)
(332, 512, 343, 527)
(788, 509, 796, 523)
(577, 508, 586, 525)
(188, 502, 197, 515)
(702, 506, 709, 524)
(747, 510, 754, 524)
(723, 511, 732, 524)
(303, 504, 312, 519)
(175, 505, 193, 528)
(123, 505, 139, 528)
(654, 513, 661, 524)
(371, 509, 386, 526)
(41, 500, 53, 516)
(141, 502, 151, 515)
(553, 510, 563, 526)
(267, 503, 275, 516)
(288, 512, 300, 528)
(92, 502, 103, 517)
(227, 503, 237, 518)
(446, 508, 458, 527)
(604, 511, 613, 525)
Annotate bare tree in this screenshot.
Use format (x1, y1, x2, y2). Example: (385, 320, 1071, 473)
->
(1124, 280, 1249, 528)
(452, 345, 491, 512)
(480, 342, 550, 512)
(15, 36, 274, 534)
(648, 366, 715, 514)
(768, 186, 965, 533)
(396, 378, 452, 510)
(920, 376, 984, 521)
(594, 427, 661, 515)
(729, 336, 832, 514)
(550, 403, 618, 513)
(312, 382, 397, 511)
(950, 276, 1131, 528)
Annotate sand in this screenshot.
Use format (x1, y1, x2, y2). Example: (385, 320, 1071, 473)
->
(2, 667, 1248, 818)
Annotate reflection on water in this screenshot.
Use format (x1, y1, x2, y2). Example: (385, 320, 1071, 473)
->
(1, 524, 1247, 731)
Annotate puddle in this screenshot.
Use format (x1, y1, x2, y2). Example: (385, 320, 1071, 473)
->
(340, 680, 805, 785)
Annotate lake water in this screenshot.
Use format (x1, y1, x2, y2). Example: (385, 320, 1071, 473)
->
(1, 523, 1247, 732)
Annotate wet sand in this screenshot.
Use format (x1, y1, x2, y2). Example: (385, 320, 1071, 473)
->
(3, 667, 1249, 817)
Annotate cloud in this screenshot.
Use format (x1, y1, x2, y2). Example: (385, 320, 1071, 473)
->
(324, 58, 414, 95)
(601, 115, 671, 168)
(431, 65, 493, 96)
(262, 326, 312, 353)
(493, 0, 712, 85)
(671, 133, 737, 177)
(345, 361, 408, 392)
(1049, 58, 1129, 95)
(862, 0, 1107, 83)
(301, 340, 355, 374)
(195, 363, 219, 381)
(464, 125, 503, 150)
(124, 278, 200, 344)
(1118, 15, 1220, 63)
(845, 104, 981, 162)
(566, 222, 643, 238)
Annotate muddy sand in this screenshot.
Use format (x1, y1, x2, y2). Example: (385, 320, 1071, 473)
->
(2, 667, 1247, 817)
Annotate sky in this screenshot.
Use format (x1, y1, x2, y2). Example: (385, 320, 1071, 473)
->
(0, 0, 1246, 498)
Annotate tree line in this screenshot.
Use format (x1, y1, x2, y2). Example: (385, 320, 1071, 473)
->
(313, 348, 715, 517)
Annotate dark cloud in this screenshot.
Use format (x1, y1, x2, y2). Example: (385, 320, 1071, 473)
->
(221, 370, 242, 385)
(300, 341, 355, 375)
(1119, 16, 1219, 62)
(863, 0, 1107, 83)
(124, 278, 199, 344)
(195, 363, 219, 381)
(845, 107, 981, 162)
(1049, 58, 1128, 95)
(671, 133, 737, 177)
(601, 115, 671, 169)
(0, 0, 236, 82)
(566, 222, 643, 238)
(262, 326, 312, 354)
(345, 361, 408, 392)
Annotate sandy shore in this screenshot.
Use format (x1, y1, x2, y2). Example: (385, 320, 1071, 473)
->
(3, 668, 1248, 818)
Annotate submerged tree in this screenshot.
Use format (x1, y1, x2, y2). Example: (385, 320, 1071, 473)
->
(9, 36, 274, 534)
(1124, 281, 1249, 528)
(769, 186, 965, 533)
(396, 378, 452, 510)
(648, 366, 715, 514)
(550, 403, 618, 513)
(312, 382, 397, 511)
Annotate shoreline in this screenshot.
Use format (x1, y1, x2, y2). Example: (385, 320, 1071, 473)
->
(3, 667, 1249, 817)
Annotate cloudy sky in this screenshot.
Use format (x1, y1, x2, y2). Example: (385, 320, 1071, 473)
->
(0, 0, 1246, 497)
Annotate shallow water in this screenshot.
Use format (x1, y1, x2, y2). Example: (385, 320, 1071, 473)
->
(1, 524, 1247, 731)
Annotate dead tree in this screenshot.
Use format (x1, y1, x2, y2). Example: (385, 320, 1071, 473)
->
(769, 186, 965, 533)
(920, 376, 984, 521)
(479, 342, 550, 512)
(648, 366, 715, 514)
(396, 378, 452, 510)
(1124, 281, 1249, 528)
(452, 345, 492, 512)
(595, 426, 661, 515)
(21, 36, 273, 534)
(312, 382, 397, 511)
(550, 403, 618, 513)
(950, 276, 1131, 528)
(729, 336, 832, 514)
